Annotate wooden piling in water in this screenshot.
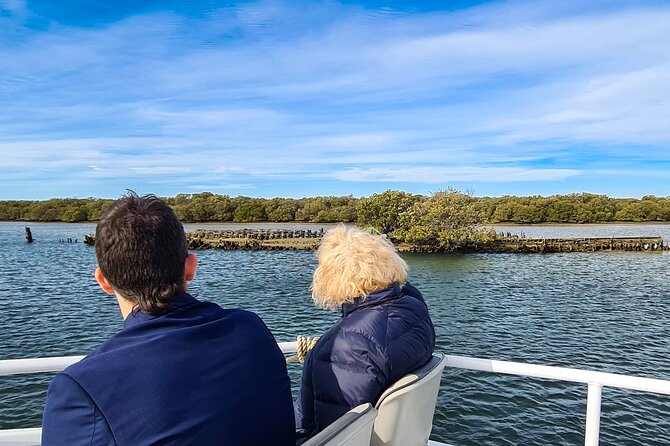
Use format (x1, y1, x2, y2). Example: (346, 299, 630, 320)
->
(25, 226, 33, 243)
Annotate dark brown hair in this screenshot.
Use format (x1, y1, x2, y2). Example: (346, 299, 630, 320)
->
(95, 192, 189, 315)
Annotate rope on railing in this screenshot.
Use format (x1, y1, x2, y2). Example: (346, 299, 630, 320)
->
(286, 336, 319, 364)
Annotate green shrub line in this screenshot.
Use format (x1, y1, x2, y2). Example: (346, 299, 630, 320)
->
(1, 190, 669, 226)
(5, 190, 669, 251)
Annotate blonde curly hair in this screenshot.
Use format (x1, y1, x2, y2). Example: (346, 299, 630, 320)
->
(311, 225, 408, 309)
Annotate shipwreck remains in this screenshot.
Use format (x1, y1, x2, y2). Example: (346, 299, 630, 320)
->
(403, 236, 668, 253)
(83, 230, 668, 253)
(187, 229, 323, 251)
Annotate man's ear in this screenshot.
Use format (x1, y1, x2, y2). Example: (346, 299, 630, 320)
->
(184, 253, 197, 282)
(95, 267, 115, 295)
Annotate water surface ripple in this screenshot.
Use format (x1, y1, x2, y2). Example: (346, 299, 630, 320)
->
(1, 222, 669, 445)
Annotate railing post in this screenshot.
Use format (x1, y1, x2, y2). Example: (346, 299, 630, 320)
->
(584, 383, 602, 446)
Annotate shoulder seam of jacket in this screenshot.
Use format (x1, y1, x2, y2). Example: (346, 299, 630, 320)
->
(60, 372, 119, 445)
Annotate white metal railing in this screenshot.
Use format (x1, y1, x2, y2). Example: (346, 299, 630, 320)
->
(2, 345, 670, 446)
(0, 343, 297, 376)
(444, 355, 670, 446)
(0, 356, 85, 377)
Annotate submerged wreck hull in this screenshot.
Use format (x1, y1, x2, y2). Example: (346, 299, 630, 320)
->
(84, 230, 668, 253)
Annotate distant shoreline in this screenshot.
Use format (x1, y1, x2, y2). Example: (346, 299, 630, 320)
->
(2, 193, 669, 225)
(4, 220, 670, 226)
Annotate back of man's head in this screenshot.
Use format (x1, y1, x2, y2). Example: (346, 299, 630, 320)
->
(95, 192, 188, 315)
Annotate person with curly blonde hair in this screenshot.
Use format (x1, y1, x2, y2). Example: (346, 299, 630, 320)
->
(295, 225, 435, 439)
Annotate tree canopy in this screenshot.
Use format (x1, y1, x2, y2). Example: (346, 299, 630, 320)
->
(395, 190, 497, 251)
(1, 192, 669, 225)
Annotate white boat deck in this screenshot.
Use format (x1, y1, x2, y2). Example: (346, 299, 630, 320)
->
(2, 341, 670, 446)
(0, 429, 462, 446)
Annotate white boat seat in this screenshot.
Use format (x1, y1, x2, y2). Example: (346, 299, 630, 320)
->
(303, 403, 378, 446)
(371, 353, 447, 446)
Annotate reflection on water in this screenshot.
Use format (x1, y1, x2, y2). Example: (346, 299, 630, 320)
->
(1, 222, 669, 445)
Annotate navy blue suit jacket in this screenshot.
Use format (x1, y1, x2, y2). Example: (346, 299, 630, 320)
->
(42, 293, 295, 445)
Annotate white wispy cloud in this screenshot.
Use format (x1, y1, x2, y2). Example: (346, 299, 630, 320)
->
(188, 184, 254, 191)
(129, 167, 192, 175)
(333, 167, 580, 183)
(1, 0, 669, 198)
(0, 0, 27, 19)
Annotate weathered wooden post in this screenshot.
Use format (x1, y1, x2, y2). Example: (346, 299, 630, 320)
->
(25, 226, 33, 243)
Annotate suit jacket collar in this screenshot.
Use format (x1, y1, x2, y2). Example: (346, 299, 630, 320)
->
(123, 292, 199, 328)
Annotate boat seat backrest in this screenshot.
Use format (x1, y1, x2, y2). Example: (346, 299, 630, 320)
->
(371, 353, 447, 446)
(303, 403, 378, 446)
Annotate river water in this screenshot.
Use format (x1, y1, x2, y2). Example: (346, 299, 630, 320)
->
(1, 222, 669, 445)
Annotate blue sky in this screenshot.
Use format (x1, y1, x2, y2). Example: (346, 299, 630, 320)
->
(1, 0, 669, 200)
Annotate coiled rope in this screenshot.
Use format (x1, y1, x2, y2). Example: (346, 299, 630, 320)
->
(286, 335, 320, 364)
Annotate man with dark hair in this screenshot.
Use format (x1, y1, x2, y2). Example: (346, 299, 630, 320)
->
(42, 193, 295, 445)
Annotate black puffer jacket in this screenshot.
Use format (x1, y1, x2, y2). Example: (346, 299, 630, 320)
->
(295, 282, 436, 438)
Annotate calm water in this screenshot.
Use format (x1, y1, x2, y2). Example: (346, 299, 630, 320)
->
(1, 222, 669, 445)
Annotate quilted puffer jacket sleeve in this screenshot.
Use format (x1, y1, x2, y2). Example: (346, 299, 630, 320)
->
(300, 330, 390, 435)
